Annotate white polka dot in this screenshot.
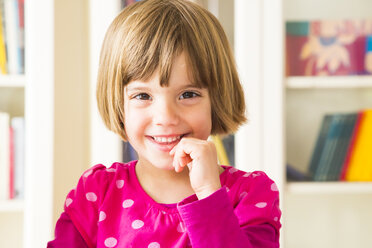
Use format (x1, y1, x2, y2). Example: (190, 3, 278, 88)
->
(229, 167, 238, 174)
(65, 198, 73, 207)
(177, 222, 186, 233)
(255, 202, 267, 208)
(243, 172, 251, 177)
(86, 192, 98, 202)
(84, 170, 93, 177)
(239, 192, 248, 200)
(99, 211, 106, 222)
(104, 237, 117, 247)
(148, 242, 161, 248)
(132, 220, 144, 229)
(271, 183, 279, 191)
(106, 168, 116, 173)
(225, 187, 230, 192)
(116, 180, 124, 189)
(274, 217, 279, 222)
(122, 199, 134, 208)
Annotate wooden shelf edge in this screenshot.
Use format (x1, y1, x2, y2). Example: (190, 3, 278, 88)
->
(286, 182, 372, 194)
(286, 76, 372, 89)
(0, 75, 26, 88)
(0, 199, 24, 212)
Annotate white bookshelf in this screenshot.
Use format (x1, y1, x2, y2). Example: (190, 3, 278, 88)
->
(235, 0, 372, 247)
(287, 182, 372, 194)
(286, 76, 372, 89)
(0, 200, 24, 212)
(0, 75, 26, 87)
(0, 0, 55, 248)
(284, 0, 372, 247)
(89, 0, 372, 247)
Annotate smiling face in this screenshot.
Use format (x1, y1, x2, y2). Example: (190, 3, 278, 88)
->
(123, 53, 212, 170)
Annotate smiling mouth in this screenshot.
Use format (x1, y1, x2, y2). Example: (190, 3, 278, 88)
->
(150, 134, 187, 144)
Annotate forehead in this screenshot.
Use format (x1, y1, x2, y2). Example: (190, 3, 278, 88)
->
(126, 52, 201, 90)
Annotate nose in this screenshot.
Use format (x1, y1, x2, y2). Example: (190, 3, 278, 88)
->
(153, 98, 180, 126)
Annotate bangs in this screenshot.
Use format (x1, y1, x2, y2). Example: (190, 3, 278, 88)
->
(119, 1, 209, 89)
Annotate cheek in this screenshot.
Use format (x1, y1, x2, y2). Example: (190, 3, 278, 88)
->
(190, 101, 212, 138)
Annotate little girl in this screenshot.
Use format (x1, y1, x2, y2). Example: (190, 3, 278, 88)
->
(48, 0, 281, 247)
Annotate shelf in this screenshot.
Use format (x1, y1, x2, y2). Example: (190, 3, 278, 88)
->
(0, 200, 24, 212)
(286, 182, 372, 194)
(0, 75, 26, 88)
(286, 76, 372, 89)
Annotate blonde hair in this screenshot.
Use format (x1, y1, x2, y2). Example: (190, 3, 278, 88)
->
(97, 0, 246, 141)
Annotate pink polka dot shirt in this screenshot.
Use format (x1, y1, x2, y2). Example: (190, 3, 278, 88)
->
(48, 161, 281, 247)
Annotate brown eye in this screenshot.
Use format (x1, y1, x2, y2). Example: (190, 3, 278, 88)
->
(180, 91, 199, 99)
(135, 93, 151, 100)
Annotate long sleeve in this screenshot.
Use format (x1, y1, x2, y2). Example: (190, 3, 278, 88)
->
(47, 212, 88, 248)
(177, 171, 281, 248)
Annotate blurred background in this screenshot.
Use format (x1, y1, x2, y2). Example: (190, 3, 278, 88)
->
(0, 0, 372, 247)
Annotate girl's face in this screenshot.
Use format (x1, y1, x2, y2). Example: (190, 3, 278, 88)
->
(123, 53, 212, 170)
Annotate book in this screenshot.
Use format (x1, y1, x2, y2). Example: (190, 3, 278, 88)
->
(287, 163, 311, 182)
(286, 20, 372, 76)
(339, 111, 364, 180)
(211, 135, 229, 165)
(9, 126, 13, 198)
(308, 112, 360, 181)
(308, 114, 332, 179)
(121, 0, 141, 8)
(0, 0, 7, 74)
(313, 114, 344, 181)
(11, 116, 24, 198)
(122, 141, 137, 163)
(325, 113, 358, 181)
(3, 0, 22, 74)
(17, 0, 23, 73)
(344, 109, 372, 181)
(222, 134, 234, 166)
(0, 112, 10, 200)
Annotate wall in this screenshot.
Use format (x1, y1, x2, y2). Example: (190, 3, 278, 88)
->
(52, 0, 90, 231)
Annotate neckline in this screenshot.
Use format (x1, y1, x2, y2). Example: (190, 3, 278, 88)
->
(129, 160, 229, 214)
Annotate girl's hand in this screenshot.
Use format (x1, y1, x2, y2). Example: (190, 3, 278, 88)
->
(169, 137, 221, 199)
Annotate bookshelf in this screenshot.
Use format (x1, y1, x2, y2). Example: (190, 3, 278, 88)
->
(287, 182, 372, 194)
(0, 75, 26, 87)
(235, 0, 372, 247)
(0, 199, 23, 212)
(0, 0, 54, 248)
(89, 0, 371, 247)
(287, 76, 372, 89)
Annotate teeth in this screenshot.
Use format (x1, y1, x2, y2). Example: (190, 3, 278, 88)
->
(153, 136, 181, 143)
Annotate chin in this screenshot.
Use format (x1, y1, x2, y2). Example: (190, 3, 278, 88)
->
(146, 156, 175, 171)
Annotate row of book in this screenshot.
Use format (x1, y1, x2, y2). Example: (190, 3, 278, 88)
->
(0, 112, 24, 200)
(308, 109, 372, 181)
(0, 0, 24, 75)
(286, 20, 372, 76)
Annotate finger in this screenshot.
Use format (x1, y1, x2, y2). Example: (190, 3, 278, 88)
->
(172, 143, 190, 172)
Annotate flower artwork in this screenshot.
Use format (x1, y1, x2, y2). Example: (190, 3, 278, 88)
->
(286, 20, 372, 76)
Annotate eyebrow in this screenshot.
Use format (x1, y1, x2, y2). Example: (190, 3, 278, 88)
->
(126, 83, 202, 92)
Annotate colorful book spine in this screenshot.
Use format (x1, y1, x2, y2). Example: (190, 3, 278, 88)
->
(344, 109, 372, 181)
(0, 0, 7, 74)
(308, 111, 369, 181)
(326, 113, 358, 181)
(339, 111, 364, 180)
(12, 116, 24, 198)
(211, 135, 229, 165)
(313, 115, 344, 181)
(308, 115, 332, 179)
(0, 112, 10, 200)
